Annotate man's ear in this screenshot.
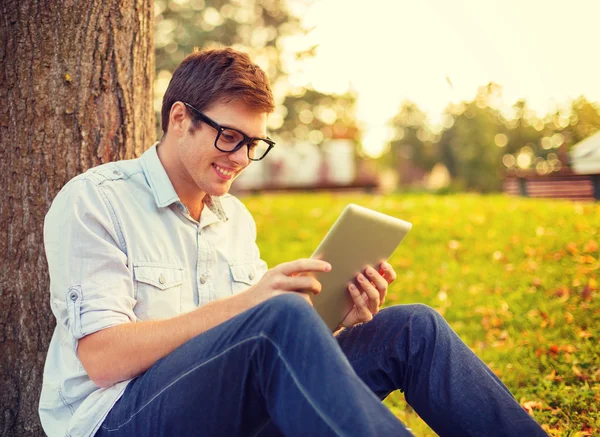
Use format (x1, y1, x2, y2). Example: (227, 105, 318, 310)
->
(169, 102, 189, 137)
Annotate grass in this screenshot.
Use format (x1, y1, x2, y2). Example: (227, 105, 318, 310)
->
(242, 192, 600, 437)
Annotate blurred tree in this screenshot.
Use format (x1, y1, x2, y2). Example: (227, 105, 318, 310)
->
(439, 113, 503, 190)
(155, 0, 302, 82)
(506, 100, 545, 155)
(0, 1, 154, 435)
(558, 97, 600, 145)
(275, 88, 361, 147)
(387, 101, 436, 185)
(498, 99, 547, 174)
(437, 125, 458, 179)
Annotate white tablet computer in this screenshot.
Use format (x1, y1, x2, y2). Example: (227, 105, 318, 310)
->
(309, 204, 412, 331)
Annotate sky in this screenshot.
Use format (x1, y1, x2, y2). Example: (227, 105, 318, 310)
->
(285, 0, 600, 157)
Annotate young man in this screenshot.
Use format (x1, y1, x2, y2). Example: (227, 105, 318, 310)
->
(40, 48, 547, 437)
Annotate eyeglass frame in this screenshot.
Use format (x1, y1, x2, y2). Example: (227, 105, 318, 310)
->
(182, 102, 275, 161)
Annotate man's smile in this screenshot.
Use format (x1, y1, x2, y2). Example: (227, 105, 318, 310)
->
(212, 163, 236, 180)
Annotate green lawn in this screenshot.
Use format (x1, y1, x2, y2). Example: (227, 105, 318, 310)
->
(242, 192, 600, 437)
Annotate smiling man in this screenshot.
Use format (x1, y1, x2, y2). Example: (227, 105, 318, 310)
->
(40, 48, 547, 437)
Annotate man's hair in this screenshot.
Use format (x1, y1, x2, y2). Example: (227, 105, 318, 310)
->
(161, 47, 275, 133)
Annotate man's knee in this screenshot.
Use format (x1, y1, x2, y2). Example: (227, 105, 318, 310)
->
(382, 303, 448, 341)
(258, 293, 320, 326)
(408, 303, 446, 334)
(263, 292, 312, 310)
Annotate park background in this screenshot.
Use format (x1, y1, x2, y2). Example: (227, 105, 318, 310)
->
(1, 0, 599, 436)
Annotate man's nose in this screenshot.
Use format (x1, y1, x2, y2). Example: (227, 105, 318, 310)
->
(228, 144, 250, 166)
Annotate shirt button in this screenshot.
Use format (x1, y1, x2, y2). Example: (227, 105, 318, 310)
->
(200, 275, 207, 284)
(248, 272, 255, 281)
(158, 274, 166, 285)
(112, 170, 121, 176)
(69, 292, 78, 301)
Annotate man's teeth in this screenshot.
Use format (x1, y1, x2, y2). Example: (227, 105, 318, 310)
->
(214, 165, 233, 176)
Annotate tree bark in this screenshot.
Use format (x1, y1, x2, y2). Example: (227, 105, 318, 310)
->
(0, 1, 154, 435)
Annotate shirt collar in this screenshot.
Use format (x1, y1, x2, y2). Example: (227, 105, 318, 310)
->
(141, 143, 228, 222)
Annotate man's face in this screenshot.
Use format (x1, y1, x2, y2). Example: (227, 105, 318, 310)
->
(176, 100, 268, 197)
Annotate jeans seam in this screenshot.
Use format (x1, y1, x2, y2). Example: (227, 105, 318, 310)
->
(259, 332, 345, 437)
(101, 335, 265, 432)
(249, 418, 273, 437)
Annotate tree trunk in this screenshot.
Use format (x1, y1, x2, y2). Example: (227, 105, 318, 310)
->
(0, 1, 154, 435)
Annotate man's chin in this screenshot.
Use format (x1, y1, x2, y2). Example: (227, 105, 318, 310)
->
(208, 183, 232, 197)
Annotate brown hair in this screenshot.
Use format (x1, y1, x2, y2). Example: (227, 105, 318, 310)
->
(161, 47, 275, 133)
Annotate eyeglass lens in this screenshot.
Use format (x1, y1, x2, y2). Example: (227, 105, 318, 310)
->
(217, 128, 270, 160)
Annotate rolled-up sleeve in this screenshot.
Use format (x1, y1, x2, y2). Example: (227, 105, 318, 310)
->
(44, 178, 136, 340)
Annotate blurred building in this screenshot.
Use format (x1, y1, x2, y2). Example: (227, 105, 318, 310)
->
(570, 131, 600, 174)
(233, 140, 379, 193)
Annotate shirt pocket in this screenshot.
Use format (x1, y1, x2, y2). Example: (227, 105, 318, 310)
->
(229, 260, 265, 295)
(133, 262, 183, 320)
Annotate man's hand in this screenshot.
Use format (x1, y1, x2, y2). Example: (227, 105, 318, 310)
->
(340, 262, 397, 328)
(243, 259, 331, 307)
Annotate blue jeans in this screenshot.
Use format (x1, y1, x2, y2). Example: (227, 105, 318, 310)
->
(95, 294, 547, 436)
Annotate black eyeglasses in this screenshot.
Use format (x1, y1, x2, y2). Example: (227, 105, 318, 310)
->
(183, 102, 275, 161)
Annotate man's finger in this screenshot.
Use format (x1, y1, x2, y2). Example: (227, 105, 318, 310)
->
(276, 259, 331, 276)
(379, 262, 397, 284)
(282, 274, 323, 295)
(366, 266, 387, 300)
(357, 273, 380, 314)
(348, 283, 373, 322)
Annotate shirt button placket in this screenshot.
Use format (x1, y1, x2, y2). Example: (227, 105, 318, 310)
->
(196, 225, 201, 305)
(196, 224, 210, 306)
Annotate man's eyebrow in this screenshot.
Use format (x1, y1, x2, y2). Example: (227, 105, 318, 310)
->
(223, 124, 268, 139)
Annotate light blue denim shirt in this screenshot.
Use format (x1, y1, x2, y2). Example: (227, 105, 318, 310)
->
(39, 144, 268, 437)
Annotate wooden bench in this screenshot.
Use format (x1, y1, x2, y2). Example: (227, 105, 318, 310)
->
(504, 168, 600, 201)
